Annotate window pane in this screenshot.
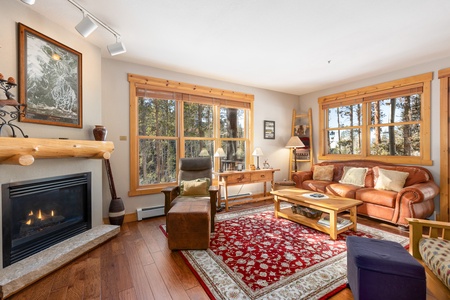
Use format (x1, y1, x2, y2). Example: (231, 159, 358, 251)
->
(328, 104, 362, 128)
(220, 108, 246, 138)
(327, 129, 361, 154)
(138, 98, 176, 136)
(370, 125, 420, 156)
(370, 94, 421, 125)
(184, 102, 213, 137)
(219, 140, 246, 171)
(139, 139, 176, 185)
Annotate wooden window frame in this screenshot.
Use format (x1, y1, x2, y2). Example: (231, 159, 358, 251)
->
(128, 74, 254, 196)
(318, 72, 433, 165)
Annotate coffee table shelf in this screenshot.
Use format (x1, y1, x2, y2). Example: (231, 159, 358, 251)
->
(271, 188, 362, 240)
(278, 207, 355, 237)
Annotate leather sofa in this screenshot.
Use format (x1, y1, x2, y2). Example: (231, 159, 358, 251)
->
(291, 160, 439, 226)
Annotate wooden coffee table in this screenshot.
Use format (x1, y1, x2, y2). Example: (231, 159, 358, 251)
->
(270, 188, 363, 240)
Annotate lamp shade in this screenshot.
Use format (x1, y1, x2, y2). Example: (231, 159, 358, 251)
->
(199, 148, 209, 157)
(214, 148, 226, 157)
(285, 136, 305, 148)
(75, 15, 98, 37)
(252, 148, 264, 156)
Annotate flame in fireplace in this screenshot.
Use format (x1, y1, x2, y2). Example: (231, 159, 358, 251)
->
(26, 219, 31, 225)
(38, 210, 42, 220)
(29, 211, 33, 216)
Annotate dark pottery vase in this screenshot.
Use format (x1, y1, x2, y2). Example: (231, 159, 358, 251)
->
(109, 197, 125, 226)
(93, 125, 107, 141)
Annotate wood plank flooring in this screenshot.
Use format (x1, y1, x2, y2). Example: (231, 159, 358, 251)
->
(7, 201, 439, 300)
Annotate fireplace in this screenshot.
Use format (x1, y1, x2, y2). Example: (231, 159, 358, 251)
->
(2, 172, 92, 267)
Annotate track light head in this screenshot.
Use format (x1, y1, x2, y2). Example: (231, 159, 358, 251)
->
(107, 38, 126, 56)
(21, 0, 35, 5)
(75, 14, 98, 37)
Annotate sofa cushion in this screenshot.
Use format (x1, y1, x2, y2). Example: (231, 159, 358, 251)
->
(180, 178, 211, 196)
(313, 165, 334, 181)
(326, 183, 360, 198)
(356, 188, 396, 207)
(302, 180, 331, 193)
(419, 237, 450, 289)
(374, 168, 409, 192)
(339, 167, 368, 187)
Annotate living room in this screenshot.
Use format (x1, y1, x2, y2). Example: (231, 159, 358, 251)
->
(1, 0, 450, 299)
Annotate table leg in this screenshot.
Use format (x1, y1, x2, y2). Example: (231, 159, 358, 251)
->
(224, 182, 229, 212)
(329, 211, 338, 240)
(273, 195, 280, 218)
(349, 206, 358, 231)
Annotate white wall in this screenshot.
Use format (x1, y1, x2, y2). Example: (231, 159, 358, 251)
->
(101, 59, 298, 216)
(298, 57, 450, 212)
(0, 0, 104, 249)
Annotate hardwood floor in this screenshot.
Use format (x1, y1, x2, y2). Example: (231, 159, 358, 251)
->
(8, 201, 438, 300)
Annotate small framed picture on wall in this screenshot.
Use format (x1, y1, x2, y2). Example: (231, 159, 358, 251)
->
(264, 120, 275, 139)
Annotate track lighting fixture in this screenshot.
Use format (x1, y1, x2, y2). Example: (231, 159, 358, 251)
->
(68, 0, 127, 56)
(21, 0, 35, 5)
(107, 36, 127, 56)
(75, 13, 98, 37)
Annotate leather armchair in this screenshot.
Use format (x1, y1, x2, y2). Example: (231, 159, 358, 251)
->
(162, 157, 218, 231)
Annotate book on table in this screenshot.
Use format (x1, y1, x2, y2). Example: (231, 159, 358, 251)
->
(318, 215, 353, 230)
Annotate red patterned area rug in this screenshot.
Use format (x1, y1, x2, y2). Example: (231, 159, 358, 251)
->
(161, 205, 409, 300)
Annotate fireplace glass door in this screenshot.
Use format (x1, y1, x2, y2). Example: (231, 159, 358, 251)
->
(2, 172, 92, 267)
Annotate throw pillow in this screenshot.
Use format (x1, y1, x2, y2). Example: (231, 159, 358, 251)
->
(180, 178, 210, 196)
(374, 168, 409, 192)
(313, 165, 334, 181)
(339, 167, 368, 187)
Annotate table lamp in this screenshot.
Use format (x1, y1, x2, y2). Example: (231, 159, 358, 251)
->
(285, 136, 305, 172)
(252, 147, 264, 170)
(214, 148, 226, 172)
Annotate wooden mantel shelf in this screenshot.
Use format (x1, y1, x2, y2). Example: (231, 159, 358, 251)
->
(0, 137, 114, 166)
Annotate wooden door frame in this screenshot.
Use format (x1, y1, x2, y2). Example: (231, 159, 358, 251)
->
(439, 67, 450, 221)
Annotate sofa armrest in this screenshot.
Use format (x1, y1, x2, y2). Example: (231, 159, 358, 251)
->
(395, 182, 439, 225)
(407, 218, 450, 259)
(162, 186, 180, 215)
(398, 181, 440, 203)
(292, 171, 313, 188)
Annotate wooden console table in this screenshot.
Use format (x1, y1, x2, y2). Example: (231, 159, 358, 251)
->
(217, 169, 280, 211)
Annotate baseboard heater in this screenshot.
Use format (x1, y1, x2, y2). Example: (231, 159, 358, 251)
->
(136, 205, 165, 221)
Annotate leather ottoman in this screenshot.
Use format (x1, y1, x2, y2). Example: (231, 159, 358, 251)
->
(167, 200, 211, 250)
(346, 236, 426, 300)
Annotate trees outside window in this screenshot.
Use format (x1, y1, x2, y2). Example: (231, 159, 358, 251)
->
(319, 73, 432, 165)
(128, 74, 253, 195)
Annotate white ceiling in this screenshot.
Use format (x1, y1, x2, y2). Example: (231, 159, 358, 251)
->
(22, 0, 450, 95)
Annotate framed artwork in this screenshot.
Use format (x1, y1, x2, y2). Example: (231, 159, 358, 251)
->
(264, 120, 275, 139)
(18, 23, 82, 128)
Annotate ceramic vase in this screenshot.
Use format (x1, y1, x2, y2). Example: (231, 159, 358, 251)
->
(93, 125, 107, 141)
(109, 197, 125, 226)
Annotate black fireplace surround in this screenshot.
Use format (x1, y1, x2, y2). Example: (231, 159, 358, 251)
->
(2, 172, 92, 267)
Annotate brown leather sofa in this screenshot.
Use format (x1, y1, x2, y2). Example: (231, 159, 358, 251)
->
(292, 160, 439, 226)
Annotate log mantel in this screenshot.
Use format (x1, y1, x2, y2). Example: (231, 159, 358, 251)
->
(0, 137, 114, 166)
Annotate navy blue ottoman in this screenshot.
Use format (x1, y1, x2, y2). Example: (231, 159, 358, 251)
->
(346, 236, 426, 300)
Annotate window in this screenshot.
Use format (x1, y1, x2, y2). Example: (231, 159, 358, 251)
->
(319, 72, 432, 165)
(128, 74, 254, 195)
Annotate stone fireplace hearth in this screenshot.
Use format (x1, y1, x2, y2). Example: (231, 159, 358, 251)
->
(0, 224, 119, 299)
